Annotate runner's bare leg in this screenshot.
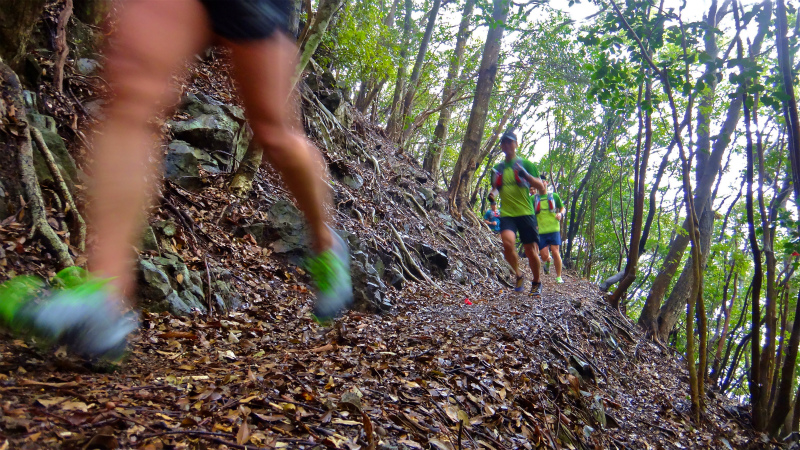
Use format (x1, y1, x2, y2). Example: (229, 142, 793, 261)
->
(523, 243, 540, 282)
(226, 35, 333, 254)
(500, 230, 521, 277)
(89, 0, 210, 298)
(551, 245, 563, 278)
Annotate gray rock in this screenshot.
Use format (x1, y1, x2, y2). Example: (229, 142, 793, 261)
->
(164, 141, 202, 190)
(418, 187, 435, 209)
(83, 99, 106, 121)
(76, 58, 101, 75)
(31, 127, 84, 192)
(180, 290, 205, 311)
(28, 113, 57, 133)
(351, 249, 390, 313)
(22, 90, 37, 111)
(140, 226, 160, 253)
(164, 291, 192, 315)
(168, 93, 250, 169)
(266, 200, 309, 254)
(419, 244, 449, 274)
(139, 259, 172, 300)
(343, 173, 364, 190)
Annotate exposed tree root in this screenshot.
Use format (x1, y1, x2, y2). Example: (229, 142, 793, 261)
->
(30, 126, 86, 251)
(1, 62, 74, 268)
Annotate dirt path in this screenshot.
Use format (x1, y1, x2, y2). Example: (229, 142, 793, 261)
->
(0, 274, 753, 449)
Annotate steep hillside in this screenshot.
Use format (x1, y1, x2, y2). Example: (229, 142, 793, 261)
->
(0, 36, 758, 450)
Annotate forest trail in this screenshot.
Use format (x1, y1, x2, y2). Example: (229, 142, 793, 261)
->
(0, 273, 753, 449)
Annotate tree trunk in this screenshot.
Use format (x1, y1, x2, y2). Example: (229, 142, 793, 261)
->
(607, 73, 652, 307)
(395, 0, 441, 145)
(385, 0, 413, 137)
(446, 0, 510, 215)
(638, 0, 770, 337)
(653, 200, 714, 342)
(54, 0, 73, 94)
(0, 0, 47, 71)
(287, 0, 303, 37)
(422, 0, 475, 185)
(767, 0, 800, 435)
(293, 0, 345, 86)
(565, 119, 615, 261)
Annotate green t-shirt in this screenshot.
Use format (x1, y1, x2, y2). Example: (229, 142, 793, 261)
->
(495, 158, 539, 217)
(534, 192, 564, 234)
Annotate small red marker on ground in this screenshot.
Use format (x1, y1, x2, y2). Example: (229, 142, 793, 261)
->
(464, 299, 473, 305)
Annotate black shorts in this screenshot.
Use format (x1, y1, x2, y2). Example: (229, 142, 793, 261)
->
(199, 0, 291, 41)
(500, 215, 539, 246)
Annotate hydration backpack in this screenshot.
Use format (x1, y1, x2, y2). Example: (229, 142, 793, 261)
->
(534, 193, 556, 213)
(491, 158, 531, 190)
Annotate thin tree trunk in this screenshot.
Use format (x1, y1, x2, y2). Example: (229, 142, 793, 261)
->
(607, 73, 652, 307)
(293, 0, 345, 86)
(423, 0, 475, 185)
(447, 0, 510, 215)
(385, 0, 413, 137)
(395, 0, 441, 145)
(54, 0, 73, 94)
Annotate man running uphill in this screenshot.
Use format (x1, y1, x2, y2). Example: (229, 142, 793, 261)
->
(488, 132, 545, 296)
(0, 0, 353, 360)
(534, 176, 565, 283)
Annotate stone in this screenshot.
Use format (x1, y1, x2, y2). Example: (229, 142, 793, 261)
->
(83, 99, 106, 121)
(138, 259, 172, 300)
(418, 187, 435, 209)
(31, 127, 84, 192)
(164, 291, 192, 315)
(266, 200, 309, 254)
(418, 244, 449, 274)
(343, 173, 364, 190)
(140, 226, 160, 253)
(168, 93, 250, 169)
(75, 58, 101, 75)
(22, 90, 38, 111)
(137, 255, 215, 315)
(164, 141, 202, 190)
(28, 113, 57, 133)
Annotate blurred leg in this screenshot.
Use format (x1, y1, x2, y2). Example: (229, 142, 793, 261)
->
(226, 34, 333, 254)
(89, 0, 211, 300)
(524, 243, 540, 282)
(539, 246, 551, 264)
(552, 245, 563, 277)
(501, 230, 520, 276)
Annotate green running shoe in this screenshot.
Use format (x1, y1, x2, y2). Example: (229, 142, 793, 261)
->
(555, 276, 564, 284)
(0, 268, 138, 361)
(307, 227, 353, 324)
(543, 261, 551, 274)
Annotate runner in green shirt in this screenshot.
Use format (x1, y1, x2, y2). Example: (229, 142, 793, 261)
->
(487, 132, 545, 296)
(533, 176, 566, 283)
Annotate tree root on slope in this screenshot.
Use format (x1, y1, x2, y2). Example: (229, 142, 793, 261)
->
(30, 126, 86, 251)
(2, 62, 74, 268)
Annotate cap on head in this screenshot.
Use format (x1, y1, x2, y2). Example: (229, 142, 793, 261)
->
(500, 132, 517, 144)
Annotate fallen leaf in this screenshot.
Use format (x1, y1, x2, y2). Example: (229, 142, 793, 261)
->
(237, 420, 250, 445)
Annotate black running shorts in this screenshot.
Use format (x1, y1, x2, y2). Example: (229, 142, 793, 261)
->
(199, 0, 291, 41)
(499, 215, 539, 246)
